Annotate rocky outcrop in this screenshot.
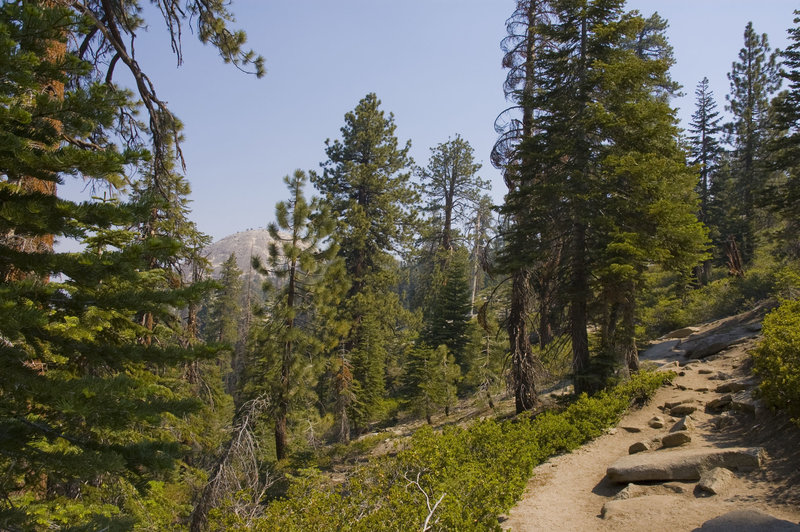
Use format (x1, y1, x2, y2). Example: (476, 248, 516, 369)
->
(606, 447, 764, 483)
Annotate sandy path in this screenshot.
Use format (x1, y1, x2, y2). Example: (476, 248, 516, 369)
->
(501, 315, 800, 531)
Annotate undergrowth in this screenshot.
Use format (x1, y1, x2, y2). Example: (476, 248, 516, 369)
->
(753, 298, 800, 427)
(209, 371, 672, 531)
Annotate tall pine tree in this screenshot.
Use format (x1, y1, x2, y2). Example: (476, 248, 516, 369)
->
(311, 94, 417, 434)
(725, 22, 781, 263)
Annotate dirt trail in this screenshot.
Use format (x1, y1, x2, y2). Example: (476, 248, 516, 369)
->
(502, 307, 800, 532)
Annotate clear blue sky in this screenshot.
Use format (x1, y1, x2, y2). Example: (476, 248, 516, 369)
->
(61, 0, 798, 242)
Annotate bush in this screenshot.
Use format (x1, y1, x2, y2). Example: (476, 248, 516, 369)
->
(753, 298, 800, 426)
(240, 371, 671, 531)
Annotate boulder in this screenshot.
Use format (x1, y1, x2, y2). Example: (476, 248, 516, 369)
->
(621, 426, 642, 433)
(670, 404, 698, 416)
(661, 431, 692, 448)
(697, 467, 736, 496)
(648, 416, 665, 429)
(629, 441, 651, 454)
(730, 391, 759, 414)
(669, 416, 694, 433)
(606, 447, 764, 483)
(706, 395, 733, 411)
(695, 510, 800, 531)
(699, 368, 714, 374)
(715, 381, 751, 393)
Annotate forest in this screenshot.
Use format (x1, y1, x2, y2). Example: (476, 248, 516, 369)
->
(1, 0, 800, 530)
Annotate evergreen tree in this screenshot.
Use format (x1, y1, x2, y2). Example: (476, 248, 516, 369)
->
(493, 0, 552, 413)
(0, 2, 261, 527)
(205, 253, 244, 345)
(417, 135, 489, 252)
(498, 1, 707, 393)
(311, 94, 417, 432)
(688, 77, 724, 284)
(249, 170, 341, 459)
(404, 345, 459, 423)
(725, 22, 781, 263)
(420, 252, 473, 369)
(770, 11, 800, 257)
(0, 6, 218, 528)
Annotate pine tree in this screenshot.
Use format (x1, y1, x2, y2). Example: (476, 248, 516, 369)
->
(311, 94, 417, 431)
(417, 135, 489, 252)
(0, 2, 261, 528)
(725, 21, 781, 263)
(688, 77, 724, 284)
(493, 0, 552, 412)
(498, 1, 707, 393)
(404, 345, 459, 423)
(420, 252, 473, 369)
(770, 11, 800, 257)
(205, 253, 244, 345)
(249, 170, 341, 459)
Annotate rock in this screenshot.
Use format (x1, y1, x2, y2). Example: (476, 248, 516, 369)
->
(706, 395, 733, 411)
(641, 339, 682, 361)
(613, 483, 648, 500)
(607, 428, 618, 435)
(711, 412, 738, 430)
(699, 368, 714, 374)
(662, 326, 701, 339)
(744, 322, 763, 332)
(629, 441, 651, 454)
(661, 431, 692, 448)
(715, 381, 751, 393)
(697, 467, 736, 496)
(680, 360, 702, 367)
(648, 416, 665, 429)
(664, 399, 693, 409)
(621, 426, 642, 433)
(676, 384, 688, 391)
(606, 447, 764, 483)
(695, 510, 800, 531)
(686, 339, 731, 359)
(669, 416, 694, 433)
(670, 404, 697, 416)
(709, 371, 733, 381)
(730, 391, 759, 414)
(613, 482, 688, 501)
(696, 387, 709, 392)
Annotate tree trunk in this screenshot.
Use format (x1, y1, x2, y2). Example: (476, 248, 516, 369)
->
(508, 268, 538, 413)
(570, 221, 591, 394)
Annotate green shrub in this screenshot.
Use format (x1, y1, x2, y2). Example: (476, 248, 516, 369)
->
(245, 371, 671, 531)
(753, 299, 800, 426)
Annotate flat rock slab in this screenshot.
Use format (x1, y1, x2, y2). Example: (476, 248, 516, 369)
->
(607, 447, 764, 483)
(694, 510, 800, 531)
(641, 339, 682, 362)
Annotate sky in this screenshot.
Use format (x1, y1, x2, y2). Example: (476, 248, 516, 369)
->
(61, 0, 799, 243)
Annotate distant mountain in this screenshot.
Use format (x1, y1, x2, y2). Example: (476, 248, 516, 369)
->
(205, 228, 276, 279)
